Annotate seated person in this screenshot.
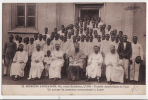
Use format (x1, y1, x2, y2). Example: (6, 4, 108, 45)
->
(86, 45, 103, 82)
(10, 44, 28, 81)
(28, 44, 45, 80)
(105, 45, 124, 84)
(67, 43, 85, 81)
(44, 50, 52, 77)
(49, 44, 64, 81)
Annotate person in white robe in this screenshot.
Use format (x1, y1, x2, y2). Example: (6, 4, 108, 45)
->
(14, 35, 19, 49)
(10, 44, 28, 81)
(105, 45, 124, 84)
(43, 50, 52, 77)
(86, 45, 103, 82)
(49, 44, 64, 81)
(130, 36, 143, 82)
(28, 44, 45, 80)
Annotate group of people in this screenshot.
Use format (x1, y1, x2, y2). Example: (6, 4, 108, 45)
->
(3, 16, 144, 84)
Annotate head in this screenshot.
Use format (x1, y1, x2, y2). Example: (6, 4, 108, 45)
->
(74, 42, 80, 52)
(39, 34, 42, 41)
(47, 38, 51, 45)
(110, 45, 116, 54)
(102, 34, 105, 40)
(111, 35, 115, 41)
(44, 27, 48, 34)
(94, 30, 98, 38)
(9, 35, 14, 42)
(81, 35, 85, 42)
(36, 44, 41, 51)
(26, 37, 29, 44)
(15, 35, 19, 41)
(63, 36, 67, 42)
(89, 35, 93, 42)
(85, 35, 89, 42)
(30, 38, 34, 44)
(54, 28, 58, 33)
(55, 34, 59, 40)
(89, 28, 93, 34)
(94, 46, 100, 54)
(107, 25, 111, 31)
(43, 35, 47, 41)
(123, 35, 128, 42)
(119, 31, 123, 37)
(68, 32, 71, 39)
(106, 34, 110, 41)
(113, 29, 117, 36)
(18, 44, 24, 52)
(133, 36, 138, 44)
(110, 31, 114, 36)
(47, 50, 51, 57)
(18, 36, 22, 43)
(23, 38, 26, 43)
(55, 44, 60, 51)
(34, 34, 38, 40)
(97, 35, 101, 42)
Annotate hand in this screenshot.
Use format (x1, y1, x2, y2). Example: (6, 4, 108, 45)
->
(35, 60, 39, 63)
(129, 60, 133, 64)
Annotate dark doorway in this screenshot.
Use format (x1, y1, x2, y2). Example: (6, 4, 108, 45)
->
(80, 9, 99, 20)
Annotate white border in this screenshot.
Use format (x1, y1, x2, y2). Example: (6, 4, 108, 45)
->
(0, 0, 147, 99)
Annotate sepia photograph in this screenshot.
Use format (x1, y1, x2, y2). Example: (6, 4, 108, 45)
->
(1, 2, 146, 95)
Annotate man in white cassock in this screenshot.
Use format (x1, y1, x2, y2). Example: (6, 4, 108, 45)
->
(130, 36, 143, 83)
(105, 45, 124, 84)
(86, 45, 103, 82)
(28, 44, 44, 80)
(49, 43, 64, 81)
(10, 44, 28, 81)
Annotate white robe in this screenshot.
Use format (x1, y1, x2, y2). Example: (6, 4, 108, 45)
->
(86, 52, 103, 78)
(105, 53, 124, 83)
(130, 43, 143, 81)
(49, 50, 64, 79)
(10, 51, 28, 77)
(28, 51, 44, 79)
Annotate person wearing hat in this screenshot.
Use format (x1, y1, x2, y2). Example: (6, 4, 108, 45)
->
(28, 44, 45, 80)
(105, 45, 124, 84)
(49, 43, 64, 81)
(130, 36, 143, 83)
(67, 42, 85, 81)
(3, 35, 17, 77)
(10, 44, 28, 81)
(86, 45, 103, 82)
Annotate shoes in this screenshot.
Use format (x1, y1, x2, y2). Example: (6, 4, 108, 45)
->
(108, 81, 112, 85)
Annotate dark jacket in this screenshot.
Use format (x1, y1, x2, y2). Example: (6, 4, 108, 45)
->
(117, 41, 132, 59)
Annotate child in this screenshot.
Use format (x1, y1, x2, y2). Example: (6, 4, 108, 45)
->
(43, 50, 52, 77)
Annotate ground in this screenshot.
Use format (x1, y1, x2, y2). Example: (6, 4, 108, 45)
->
(2, 70, 145, 85)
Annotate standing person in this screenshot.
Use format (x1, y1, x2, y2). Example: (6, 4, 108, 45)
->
(49, 44, 64, 81)
(28, 44, 45, 80)
(105, 45, 124, 84)
(86, 45, 103, 82)
(67, 43, 85, 81)
(10, 44, 28, 81)
(3, 35, 17, 76)
(106, 25, 111, 34)
(27, 38, 35, 71)
(44, 50, 52, 77)
(130, 36, 143, 83)
(14, 35, 19, 49)
(118, 35, 132, 82)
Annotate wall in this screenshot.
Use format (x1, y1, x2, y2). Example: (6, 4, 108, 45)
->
(2, 3, 11, 53)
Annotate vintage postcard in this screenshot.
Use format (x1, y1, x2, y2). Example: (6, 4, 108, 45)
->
(1, 2, 146, 95)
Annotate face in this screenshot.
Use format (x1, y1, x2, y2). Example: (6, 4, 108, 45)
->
(94, 46, 100, 53)
(110, 46, 115, 53)
(47, 38, 50, 45)
(44, 27, 48, 33)
(19, 44, 24, 51)
(133, 36, 137, 43)
(63, 37, 67, 42)
(111, 35, 115, 41)
(9, 35, 13, 41)
(97, 35, 101, 42)
(34, 34, 38, 39)
(30, 39, 34, 44)
(15, 35, 19, 40)
(119, 31, 123, 37)
(55, 45, 60, 50)
(54, 28, 57, 33)
(81, 36, 84, 41)
(74, 44, 79, 52)
(36, 45, 40, 51)
(43, 35, 47, 40)
(123, 35, 127, 42)
(113, 29, 117, 35)
(19, 37, 22, 43)
(106, 35, 110, 40)
(107, 25, 111, 30)
(90, 36, 93, 42)
(47, 51, 51, 56)
(39, 34, 42, 40)
(23, 38, 26, 43)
